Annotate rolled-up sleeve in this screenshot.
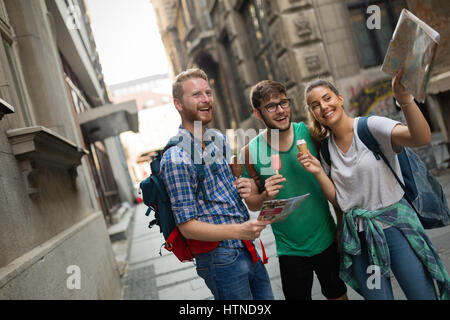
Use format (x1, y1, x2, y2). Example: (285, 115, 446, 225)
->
(367, 116, 402, 155)
(160, 148, 198, 225)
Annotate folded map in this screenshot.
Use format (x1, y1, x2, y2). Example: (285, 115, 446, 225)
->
(381, 9, 440, 102)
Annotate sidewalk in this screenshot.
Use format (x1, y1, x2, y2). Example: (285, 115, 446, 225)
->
(122, 168, 450, 300)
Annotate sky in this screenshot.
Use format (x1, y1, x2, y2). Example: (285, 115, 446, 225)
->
(85, 0, 170, 86)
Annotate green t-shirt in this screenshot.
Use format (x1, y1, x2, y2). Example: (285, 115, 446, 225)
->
(242, 122, 336, 257)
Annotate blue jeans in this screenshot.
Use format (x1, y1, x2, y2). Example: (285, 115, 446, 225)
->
(352, 226, 437, 300)
(195, 246, 274, 300)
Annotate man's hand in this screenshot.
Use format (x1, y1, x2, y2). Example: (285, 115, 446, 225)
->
(235, 177, 252, 199)
(264, 174, 286, 201)
(238, 219, 272, 240)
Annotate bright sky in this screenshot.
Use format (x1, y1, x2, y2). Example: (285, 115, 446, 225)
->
(85, 0, 169, 86)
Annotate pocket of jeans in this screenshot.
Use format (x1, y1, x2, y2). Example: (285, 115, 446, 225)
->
(196, 266, 210, 282)
(196, 266, 215, 295)
(213, 249, 240, 267)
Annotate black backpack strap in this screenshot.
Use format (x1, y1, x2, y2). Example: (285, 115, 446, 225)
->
(357, 116, 404, 187)
(185, 137, 210, 201)
(194, 162, 209, 201)
(166, 136, 183, 150)
(320, 136, 331, 167)
(152, 136, 183, 175)
(357, 116, 381, 160)
(357, 116, 418, 212)
(192, 131, 229, 201)
(159, 134, 209, 201)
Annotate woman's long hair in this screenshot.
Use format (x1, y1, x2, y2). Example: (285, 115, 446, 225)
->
(304, 80, 341, 142)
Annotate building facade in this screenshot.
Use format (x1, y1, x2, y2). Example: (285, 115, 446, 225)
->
(152, 0, 450, 160)
(0, 0, 128, 299)
(109, 74, 179, 186)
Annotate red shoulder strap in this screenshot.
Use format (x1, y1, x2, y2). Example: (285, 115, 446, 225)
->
(243, 239, 268, 264)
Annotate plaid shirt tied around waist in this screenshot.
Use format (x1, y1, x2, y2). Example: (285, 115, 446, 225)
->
(340, 198, 450, 299)
(160, 126, 249, 249)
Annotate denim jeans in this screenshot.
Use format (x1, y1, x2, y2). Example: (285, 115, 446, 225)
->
(352, 226, 437, 300)
(195, 246, 274, 300)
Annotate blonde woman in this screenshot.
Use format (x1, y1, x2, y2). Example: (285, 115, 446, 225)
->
(297, 73, 450, 300)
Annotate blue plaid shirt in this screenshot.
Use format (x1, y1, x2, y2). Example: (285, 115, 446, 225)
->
(160, 126, 249, 248)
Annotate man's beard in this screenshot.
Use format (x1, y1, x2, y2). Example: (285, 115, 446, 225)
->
(261, 114, 292, 132)
(183, 103, 214, 125)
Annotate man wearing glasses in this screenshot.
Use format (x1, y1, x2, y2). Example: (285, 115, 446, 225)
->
(240, 80, 348, 300)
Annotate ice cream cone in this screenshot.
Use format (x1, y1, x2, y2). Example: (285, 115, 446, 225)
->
(296, 139, 308, 155)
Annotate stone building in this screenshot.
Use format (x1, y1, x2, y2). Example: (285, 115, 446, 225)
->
(109, 74, 179, 186)
(0, 0, 134, 299)
(152, 0, 450, 159)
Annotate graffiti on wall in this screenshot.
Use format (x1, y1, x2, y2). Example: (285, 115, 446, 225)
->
(348, 77, 397, 117)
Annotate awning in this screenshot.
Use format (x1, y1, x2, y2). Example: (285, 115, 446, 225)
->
(78, 100, 139, 143)
(428, 70, 450, 95)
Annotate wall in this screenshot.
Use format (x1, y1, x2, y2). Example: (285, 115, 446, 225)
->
(0, 0, 122, 299)
(0, 212, 121, 299)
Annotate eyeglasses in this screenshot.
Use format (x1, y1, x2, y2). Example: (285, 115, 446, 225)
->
(261, 98, 291, 113)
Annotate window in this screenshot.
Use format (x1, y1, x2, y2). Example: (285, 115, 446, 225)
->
(240, 0, 278, 81)
(201, 0, 212, 29)
(347, 0, 406, 68)
(181, 0, 194, 28)
(60, 52, 91, 113)
(222, 33, 252, 121)
(0, 0, 8, 25)
(0, 0, 33, 125)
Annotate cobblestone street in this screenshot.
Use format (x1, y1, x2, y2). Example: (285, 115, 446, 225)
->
(122, 168, 450, 300)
